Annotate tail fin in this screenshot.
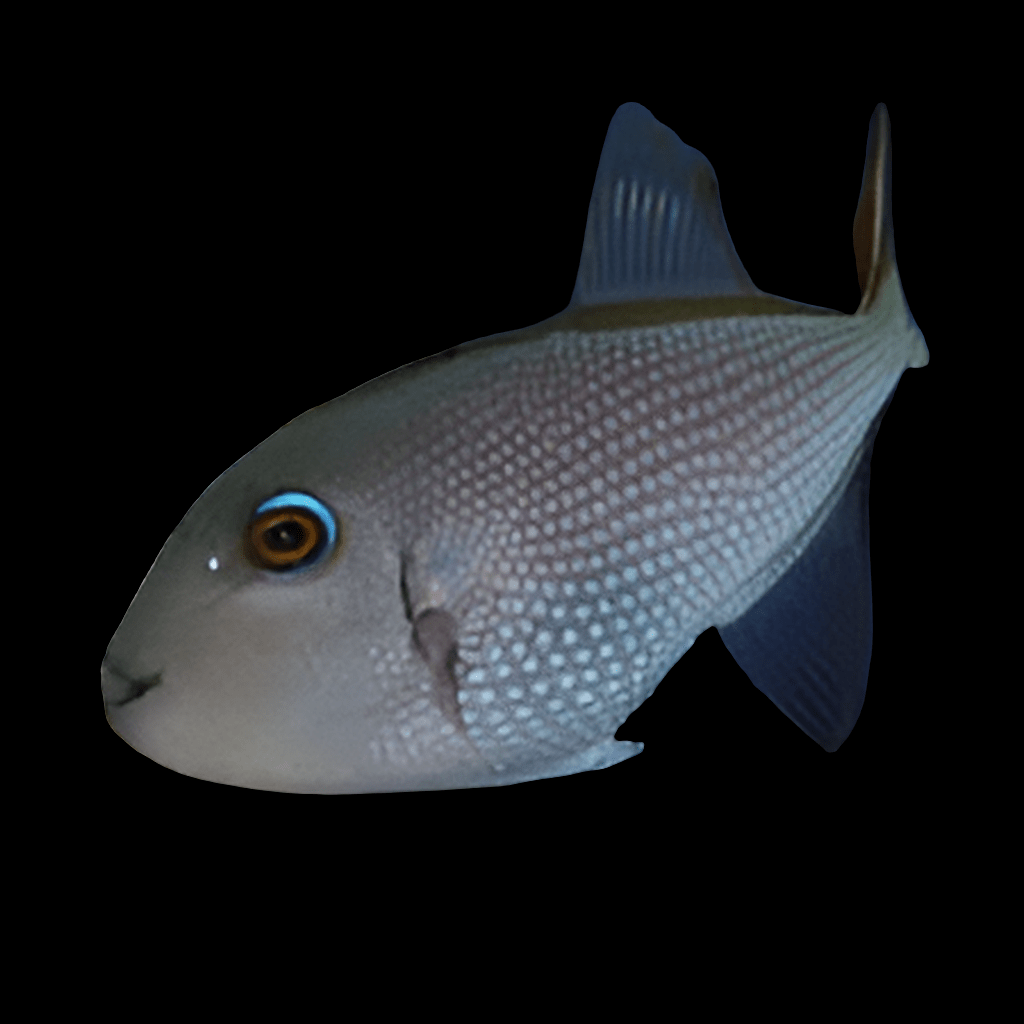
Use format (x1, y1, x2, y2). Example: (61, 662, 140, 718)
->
(853, 103, 929, 367)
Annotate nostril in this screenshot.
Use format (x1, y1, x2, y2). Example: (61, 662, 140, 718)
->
(101, 658, 162, 708)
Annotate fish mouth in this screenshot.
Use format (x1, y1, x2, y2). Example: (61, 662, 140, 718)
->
(101, 654, 163, 708)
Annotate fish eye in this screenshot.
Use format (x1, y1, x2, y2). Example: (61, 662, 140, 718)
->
(246, 492, 338, 573)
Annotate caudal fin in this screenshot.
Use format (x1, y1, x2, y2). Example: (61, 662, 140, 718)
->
(852, 103, 928, 367)
(853, 103, 896, 312)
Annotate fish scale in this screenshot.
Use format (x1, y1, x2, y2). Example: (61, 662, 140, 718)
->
(367, 305, 909, 772)
(102, 101, 927, 792)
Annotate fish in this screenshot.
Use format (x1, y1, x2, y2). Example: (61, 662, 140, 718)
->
(102, 101, 927, 794)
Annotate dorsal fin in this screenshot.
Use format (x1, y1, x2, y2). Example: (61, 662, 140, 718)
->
(570, 102, 758, 307)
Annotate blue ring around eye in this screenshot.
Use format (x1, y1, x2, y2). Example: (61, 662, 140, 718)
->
(254, 492, 337, 549)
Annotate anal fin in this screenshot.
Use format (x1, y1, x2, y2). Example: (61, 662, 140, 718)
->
(719, 438, 877, 752)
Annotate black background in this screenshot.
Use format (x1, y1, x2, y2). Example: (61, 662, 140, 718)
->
(93, 62, 956, 855)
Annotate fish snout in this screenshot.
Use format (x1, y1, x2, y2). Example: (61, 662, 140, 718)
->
(101, 654, 162, 710)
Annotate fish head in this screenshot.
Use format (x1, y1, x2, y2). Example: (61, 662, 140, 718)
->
(102, 383, 496, 794)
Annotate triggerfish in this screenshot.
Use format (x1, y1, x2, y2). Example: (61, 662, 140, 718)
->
(102, 101, 927, 793)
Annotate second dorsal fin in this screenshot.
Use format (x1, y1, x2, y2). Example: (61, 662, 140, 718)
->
(570, 102, 758, 307)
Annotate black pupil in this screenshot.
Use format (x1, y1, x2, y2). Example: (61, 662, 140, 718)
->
(263, 519, 308, 552)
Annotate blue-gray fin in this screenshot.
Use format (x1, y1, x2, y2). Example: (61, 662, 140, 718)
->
(570, 101, 760, 307)
(718, 403, 889, 753)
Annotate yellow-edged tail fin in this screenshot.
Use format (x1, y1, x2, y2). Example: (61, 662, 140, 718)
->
(852, 103, 928, 367)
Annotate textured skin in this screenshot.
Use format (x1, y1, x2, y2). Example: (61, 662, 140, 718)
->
(362, 300, 914, 775)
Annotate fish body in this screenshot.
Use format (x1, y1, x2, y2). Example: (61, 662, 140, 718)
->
(102, 102, 927, 793)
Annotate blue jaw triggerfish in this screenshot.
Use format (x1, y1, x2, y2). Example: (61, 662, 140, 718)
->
(102, 102, 927, 794)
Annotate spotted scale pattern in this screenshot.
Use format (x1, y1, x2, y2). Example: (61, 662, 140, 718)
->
(365, 311, 909, 772)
